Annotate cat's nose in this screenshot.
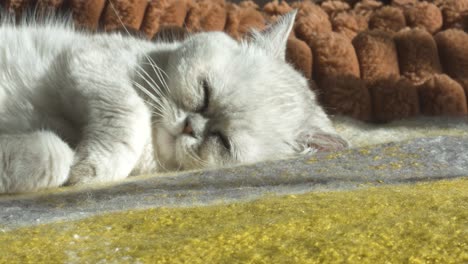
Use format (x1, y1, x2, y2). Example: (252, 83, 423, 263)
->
(182, 118, 194, 137)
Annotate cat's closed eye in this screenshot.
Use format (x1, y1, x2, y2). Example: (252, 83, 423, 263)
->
(197, 79, 210, 113)
(209, 131, 231, 151)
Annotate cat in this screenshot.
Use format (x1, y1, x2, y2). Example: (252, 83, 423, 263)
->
(0, 11, 348, 194)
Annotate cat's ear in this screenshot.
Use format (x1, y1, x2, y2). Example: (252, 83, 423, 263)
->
(296, 130, 349, 153)
(251, 10, 297, 60)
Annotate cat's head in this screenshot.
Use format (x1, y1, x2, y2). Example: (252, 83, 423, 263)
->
(144, 11, 348, 171)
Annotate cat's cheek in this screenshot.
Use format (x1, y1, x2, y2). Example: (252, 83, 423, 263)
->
(153, 127, 176, 169)
(228, 135, 264, 164)
(155, 130, 174, 156)
(197, 141, 228, 168)
(174, 136, 202, 169)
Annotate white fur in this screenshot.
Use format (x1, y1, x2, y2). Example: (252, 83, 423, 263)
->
(0, 12, 346, 193)
(0, 131, 73, 193)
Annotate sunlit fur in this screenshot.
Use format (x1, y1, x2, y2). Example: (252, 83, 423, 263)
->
(0, 11, 347, 193)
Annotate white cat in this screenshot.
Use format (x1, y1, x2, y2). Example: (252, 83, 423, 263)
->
(0, 11, 347, 193)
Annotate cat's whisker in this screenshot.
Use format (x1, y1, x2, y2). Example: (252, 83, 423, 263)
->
(141, 57, 169, 84)
(139, 61, 168, 93)
(132, 81, 168, 114)
(145, 56, 170, 92)
(150, 99, 169, 118)
(140, 97, 163, 113)
(152, 65, 170, 95)
(132, 80, 160, 105)
(149, 110, 163, 116)
(150, 116, 166, 124)
(170, 104, 179, 121)
(176, 163, 183, 172)
(133, 66, 172, 115)
(149, 111, 164, 119)
(108, 0, 171, 102)
(151, 121, 164, 126)
(140, 61, 169, 80)
(155, 154, 170, 172)
(134, 65, 166, 98)
(107, 1, 158, 72)
(131, 72, 165, 105)
(151, 150, 170, 172)
(186, 148, 209, 168)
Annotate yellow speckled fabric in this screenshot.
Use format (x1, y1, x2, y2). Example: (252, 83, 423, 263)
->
(1, 178, 467, 263)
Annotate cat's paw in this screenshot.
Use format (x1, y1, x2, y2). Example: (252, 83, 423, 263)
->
(66, 162, 98, 186)
(66, 158, 131, 186)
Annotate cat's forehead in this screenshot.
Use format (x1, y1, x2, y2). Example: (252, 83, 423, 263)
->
(179, 32, 272, 65)
(181, 32, 238, 54)
(172, 31, 309, 98)
(178, 33, 285, 73)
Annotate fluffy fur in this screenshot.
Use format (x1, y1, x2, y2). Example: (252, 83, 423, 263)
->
(0, 11, 347, 193)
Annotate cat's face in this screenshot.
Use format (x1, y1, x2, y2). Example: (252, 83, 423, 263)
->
(146, 11, 348, 171)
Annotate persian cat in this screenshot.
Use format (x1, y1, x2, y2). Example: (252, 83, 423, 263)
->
(0, 11, 347, 193)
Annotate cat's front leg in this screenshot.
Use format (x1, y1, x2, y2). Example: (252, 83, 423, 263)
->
(66, 95, 151, 185)
(57, 47, 152, 185)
